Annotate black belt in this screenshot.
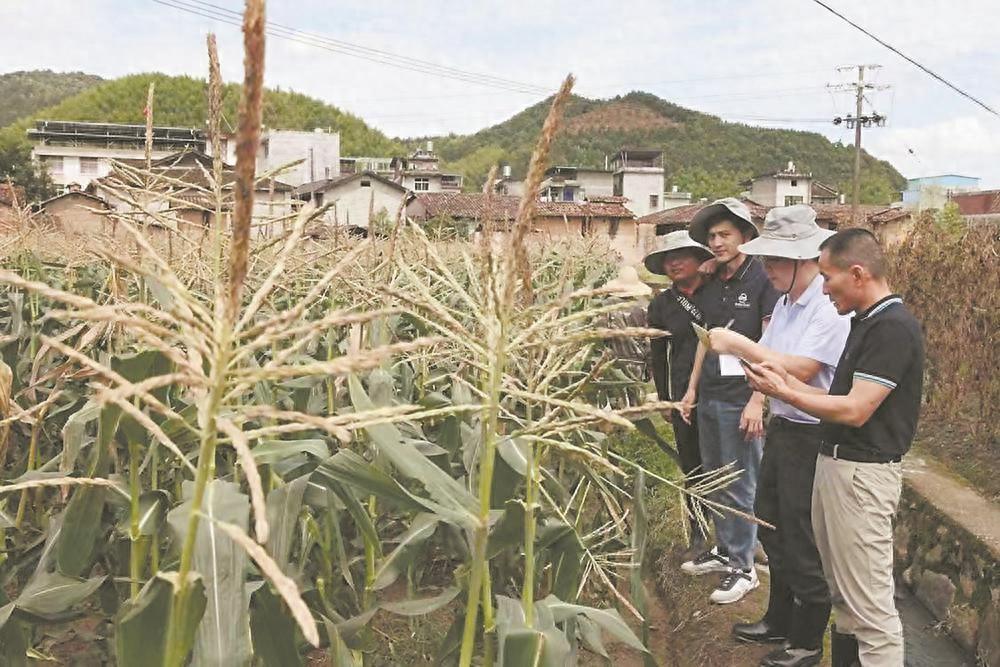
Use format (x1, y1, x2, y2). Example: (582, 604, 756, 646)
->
(819, 441, 901, 464)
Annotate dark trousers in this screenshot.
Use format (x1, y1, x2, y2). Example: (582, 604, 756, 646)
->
(671, 409, 707, 542)
(755, 418, 829, 604)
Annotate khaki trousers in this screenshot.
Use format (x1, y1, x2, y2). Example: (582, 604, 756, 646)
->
(812, 454, 904, 667)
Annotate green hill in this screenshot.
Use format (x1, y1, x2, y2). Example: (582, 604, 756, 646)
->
(0, 70, 104, 128)
(0, 72, 404, 156)
(423, 91, 904, 204)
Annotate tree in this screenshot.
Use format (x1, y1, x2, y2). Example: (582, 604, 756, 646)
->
(0, 139, 55, 203)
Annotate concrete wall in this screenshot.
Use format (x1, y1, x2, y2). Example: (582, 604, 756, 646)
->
(750, 176, 812, 206)
(323, 178, 407, 230)
(578, 171, 614, 199)
(616, 170, 665, 218)
(32, 146, 175, 189)
(263, 130, 341, 186)
(894, 458, 1000, 665)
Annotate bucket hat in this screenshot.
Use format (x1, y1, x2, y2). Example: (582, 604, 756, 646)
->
(642, 230, 713, 275)
(604, 266, 653, 296)
(738, 204, 835, 260)
(688, 197, 759, 246)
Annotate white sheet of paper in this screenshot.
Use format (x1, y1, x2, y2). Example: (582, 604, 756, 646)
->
(719, 354, 746, 377)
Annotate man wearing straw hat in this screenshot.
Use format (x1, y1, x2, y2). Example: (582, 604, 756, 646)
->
(643, 231, 714, 553)
(708, 205, 850, 666)
(737, 227, 924, 667)
(681, 198, 779, 605)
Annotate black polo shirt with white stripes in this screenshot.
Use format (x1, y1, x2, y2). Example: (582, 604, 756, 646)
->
(821, 295, 924, 459)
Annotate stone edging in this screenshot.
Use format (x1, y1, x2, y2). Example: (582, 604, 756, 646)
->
(894, 456, 1000, 666)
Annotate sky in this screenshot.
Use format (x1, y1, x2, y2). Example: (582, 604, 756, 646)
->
(2, 0, 998, 187)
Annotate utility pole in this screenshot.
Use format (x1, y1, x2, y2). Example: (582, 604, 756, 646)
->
(829, 65, 889, 224)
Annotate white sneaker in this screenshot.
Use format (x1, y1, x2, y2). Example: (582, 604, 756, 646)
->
(681, 546, 731, 576)
(710, 566, 759, 604)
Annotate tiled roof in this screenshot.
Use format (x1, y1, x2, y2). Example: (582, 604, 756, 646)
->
(412, 193, 634, 221)
(867, 207, 912, 225)
(636, 199, 899, 229)
(636, 198, 770, 226)
(587, 195, 629, 204)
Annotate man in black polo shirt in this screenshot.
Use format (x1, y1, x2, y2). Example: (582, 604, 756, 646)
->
(644, 230, 714, 551)
(681, 198, 780, 605)
(744, 229, 924, 667)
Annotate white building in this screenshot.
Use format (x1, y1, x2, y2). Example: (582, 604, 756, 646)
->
(217, 127, 341, 187)
(28, 120, 206, 191)
(744, 161, 814, 206)
(539, 166, 614, 202)
(611, 149, 666, 218)
(388, 142, 463, 193)
(293, 171, 411, 234)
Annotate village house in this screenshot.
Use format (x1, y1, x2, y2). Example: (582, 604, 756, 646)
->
(407, 191, 651, 264)
(900, 174, 980, 211)
(949, 189, 1000, 225)
(611, 148, 666, 218)
(29, 120, 206, 191)
(539, 166, 614, 202)
(388, 142, 463, 193)
(89, 150, 296, 237)
(293, 170, 411, 235)
(35, 187, 113, 236)
(742, 161, 843, 207)
(216, 127, 341, 187)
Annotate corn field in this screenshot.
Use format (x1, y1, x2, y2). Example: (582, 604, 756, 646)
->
(0, 3, 743, 665)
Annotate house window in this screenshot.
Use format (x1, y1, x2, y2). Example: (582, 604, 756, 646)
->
(784, 195, 804, 206)
(649, 194, 659, 209)
(563, 188, 574, 202)
(414, 177, 430, 191)
(790, 180, 798, 187)
(315, 192, 324, 207)
(608, 219, 620, 238)
(46, 156, 64, 175)
(80, 157, 100, 175)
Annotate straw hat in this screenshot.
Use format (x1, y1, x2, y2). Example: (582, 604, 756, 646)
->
(604, 266, 653, 297)
(739, 204, 835, 260)
(688, 197, 758, 246)
(642, 230, 713, 275)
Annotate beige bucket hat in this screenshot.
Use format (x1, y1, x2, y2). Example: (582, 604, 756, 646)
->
(738, 204, 835, 260)
(642, 230, 713, 275)
(688, 197, 759, 246)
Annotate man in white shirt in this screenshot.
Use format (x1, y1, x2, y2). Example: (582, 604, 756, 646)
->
(709, 205, 850, 667)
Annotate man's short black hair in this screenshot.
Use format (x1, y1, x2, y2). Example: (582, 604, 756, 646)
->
(819, 228, 888, 279)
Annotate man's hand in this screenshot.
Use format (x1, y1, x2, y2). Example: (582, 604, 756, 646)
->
(708, 328, 749, 356)
(698, 258, 718, 275)
(679, 386, 697, 425)
(739, 396, 765, 441)
(745, 361, 791, 401)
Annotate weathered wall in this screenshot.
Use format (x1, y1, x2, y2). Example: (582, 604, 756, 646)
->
(894, 459, 1000, 666)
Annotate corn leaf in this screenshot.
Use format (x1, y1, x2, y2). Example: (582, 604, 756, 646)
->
(250, 583, 303, 667)
(167, 480, 252, 667)
(265, 475, 309, 572)
(115, 572, 207, 666)
(15, 572, 106, 619)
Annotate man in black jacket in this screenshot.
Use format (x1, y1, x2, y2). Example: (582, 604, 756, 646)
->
(644, 230, 714, 551)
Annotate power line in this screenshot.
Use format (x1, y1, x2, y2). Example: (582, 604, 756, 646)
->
(807, 0, 1000, 118)
(151, 0, 552, 95)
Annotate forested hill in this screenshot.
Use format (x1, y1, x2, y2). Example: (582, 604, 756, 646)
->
(421, 91, 904, 203)
(0, 72, 404, 157)
(0, 70, 104, 128)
